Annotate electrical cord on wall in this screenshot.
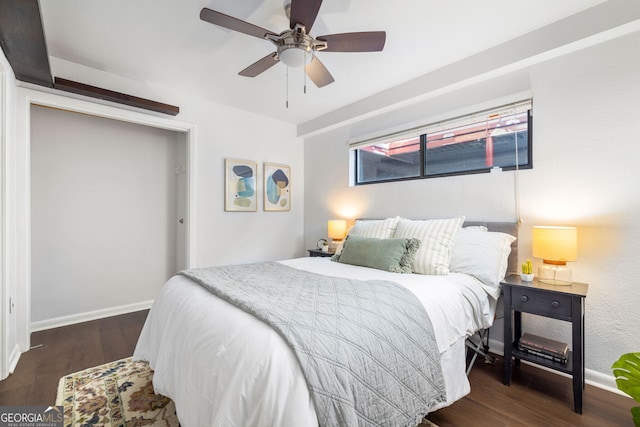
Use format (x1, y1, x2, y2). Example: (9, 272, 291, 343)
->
(512, 101, 531, 225)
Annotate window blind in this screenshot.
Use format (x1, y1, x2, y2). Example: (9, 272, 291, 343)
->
(349, 99, 532, 149)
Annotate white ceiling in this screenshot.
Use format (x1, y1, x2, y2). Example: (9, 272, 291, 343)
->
(39, 0, 606, 125)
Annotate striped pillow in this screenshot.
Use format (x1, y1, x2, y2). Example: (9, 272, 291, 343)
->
(394, 217, 464, 275)
(349, 216, 400, 239)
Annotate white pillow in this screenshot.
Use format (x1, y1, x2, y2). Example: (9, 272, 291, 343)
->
(332, 217, 400, 255)
(348, 216, 400, 239)
(393, 216, 464, 275)
(449, 228, 516, 299)
(464, 225, 488, 231)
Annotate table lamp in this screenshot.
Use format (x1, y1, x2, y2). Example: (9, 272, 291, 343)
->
(327, 220, 347, 252)
(532, 226, 577, 285)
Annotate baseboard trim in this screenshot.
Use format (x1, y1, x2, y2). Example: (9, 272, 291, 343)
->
(30, 300, 154, 332)
(486, 337, 628, 398)
(4, 343, 21, 379)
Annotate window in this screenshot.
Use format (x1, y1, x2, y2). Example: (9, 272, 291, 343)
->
(356, 136, 421, 183)
(353, 100, 532, 185)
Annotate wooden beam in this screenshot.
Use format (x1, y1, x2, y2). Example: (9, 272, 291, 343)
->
(0, 1, 180, 115)
(54, 77, 180, 116)
(0, 0, 53, 87)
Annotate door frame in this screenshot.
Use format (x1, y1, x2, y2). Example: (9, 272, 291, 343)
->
(0, 47, 10, 380)
(14, 86, 197, 354)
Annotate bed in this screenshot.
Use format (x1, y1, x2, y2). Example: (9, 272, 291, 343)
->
(133, 217, 518, 427)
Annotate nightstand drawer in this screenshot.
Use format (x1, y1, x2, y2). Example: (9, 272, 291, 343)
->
(511, 288, 572, 319)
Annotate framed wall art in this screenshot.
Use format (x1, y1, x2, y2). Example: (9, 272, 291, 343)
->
(264, 162, 291, 212)
(225, 158, 257, 212)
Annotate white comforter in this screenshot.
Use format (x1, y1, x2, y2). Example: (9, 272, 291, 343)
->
(133, 257, 495, 427)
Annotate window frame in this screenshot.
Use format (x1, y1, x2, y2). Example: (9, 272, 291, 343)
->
(352, 102, 533, 186)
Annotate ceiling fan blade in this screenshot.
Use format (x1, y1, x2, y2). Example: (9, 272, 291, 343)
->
(317, 31, 386, 52)
(305, 56, 334, 88)
(200, 8, 277, 39)
(289, 0, 323, 32)
(239, 53, 280, 77)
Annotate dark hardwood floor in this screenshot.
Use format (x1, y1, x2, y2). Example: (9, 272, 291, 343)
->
(0, 310, 147, 406)
(0, 310, 634, 426)
(429, 357, 635, 427)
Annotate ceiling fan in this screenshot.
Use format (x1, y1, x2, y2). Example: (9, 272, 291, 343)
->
(200, 0, 386, 88)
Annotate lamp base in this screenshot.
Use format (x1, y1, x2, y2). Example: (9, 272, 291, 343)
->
(538, 262, 572, 286)
(329, 240, 342, 252)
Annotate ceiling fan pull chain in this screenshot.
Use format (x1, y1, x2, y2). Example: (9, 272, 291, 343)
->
(304, 52, 308, 95)
(286, 66, 289, 109)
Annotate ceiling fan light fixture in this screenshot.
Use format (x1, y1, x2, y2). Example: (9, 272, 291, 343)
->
(278, 47, 312, 68)
(271, 24, 316, 68)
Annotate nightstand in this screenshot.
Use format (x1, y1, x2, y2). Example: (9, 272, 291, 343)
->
(307, 249, 333, 258)
(502, 274, 588, 414)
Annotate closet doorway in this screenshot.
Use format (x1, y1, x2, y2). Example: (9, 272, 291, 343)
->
(29, 105, 189, 329)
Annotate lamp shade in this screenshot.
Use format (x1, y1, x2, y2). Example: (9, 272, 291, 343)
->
(532, 226, 577, 264)
(327, 220, 347, 240)
(278, 47, 311, 68)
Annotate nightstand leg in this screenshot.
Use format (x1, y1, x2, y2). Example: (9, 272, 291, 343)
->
(503, 291, 512, 385)
(572, 297, 583, 414)
(582, 299, 586, 391)
(513, 311, 522, 368)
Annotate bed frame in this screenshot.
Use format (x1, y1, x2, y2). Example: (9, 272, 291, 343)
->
(462, 221, 519, 374)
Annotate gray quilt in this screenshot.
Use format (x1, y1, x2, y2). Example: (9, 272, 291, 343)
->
(180, 262, 446, 427)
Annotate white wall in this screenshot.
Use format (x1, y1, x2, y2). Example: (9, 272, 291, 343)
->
(303, 31, 640, 386)
(186, 99, 305, 267)
(30, 105, 182, 323)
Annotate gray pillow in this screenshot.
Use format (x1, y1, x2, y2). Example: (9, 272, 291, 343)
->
(332, 235, 421, 274)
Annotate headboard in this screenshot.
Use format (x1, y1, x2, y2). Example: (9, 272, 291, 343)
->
(463, 221, 519, 274)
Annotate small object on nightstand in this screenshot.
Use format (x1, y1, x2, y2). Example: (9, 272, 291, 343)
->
(502, 274, 588, 414)
(316, 238, 329, 252)
(521, 259, 533, 281)
(518, 333, 568, 363)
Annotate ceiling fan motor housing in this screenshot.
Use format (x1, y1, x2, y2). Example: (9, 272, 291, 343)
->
(267, 24, 327, 68)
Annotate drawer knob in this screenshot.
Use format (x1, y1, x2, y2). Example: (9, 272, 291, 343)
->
(520, 295, 529, 302)
(552, 301, 560, 308)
